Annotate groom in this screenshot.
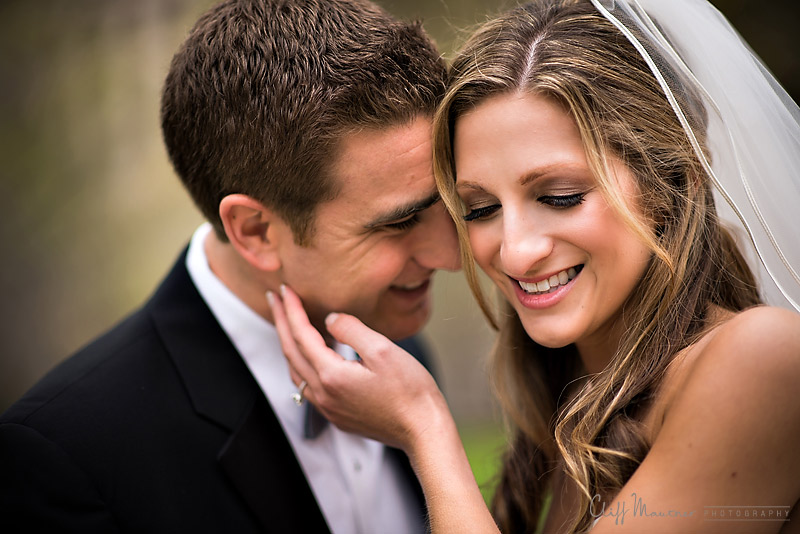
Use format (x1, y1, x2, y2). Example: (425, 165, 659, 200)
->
(0, 0, 459, 532)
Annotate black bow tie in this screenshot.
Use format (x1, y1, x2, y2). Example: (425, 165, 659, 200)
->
(304, 403, 328, 439)
(303, 351, 365, 439)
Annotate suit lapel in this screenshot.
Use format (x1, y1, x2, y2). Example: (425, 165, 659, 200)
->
(218, 395, 331, 532)
(147, 251, 330, 533)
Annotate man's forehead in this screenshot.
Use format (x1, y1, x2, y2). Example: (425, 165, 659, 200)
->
(328, 118, 434, 179)
(322, 117, 438, 225)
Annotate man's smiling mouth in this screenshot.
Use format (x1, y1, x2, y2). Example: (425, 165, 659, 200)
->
(394, 279, 429, 291)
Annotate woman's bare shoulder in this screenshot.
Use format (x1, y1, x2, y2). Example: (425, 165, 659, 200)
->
(656, 305, 800, 492)
(648, 306, 800, 432)
(592, 307, 800, 533)
(699, 305, 800, 373)
(665, 305, 800, 419)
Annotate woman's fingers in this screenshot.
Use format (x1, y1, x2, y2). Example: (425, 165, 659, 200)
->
(279, 285, 348, 371)
(324, 312, 402, 370)
(267, 286, 445, 452)
(267, 289, 317, 389)
(285, 361, 304, 388)
(268, 285, 356, 402)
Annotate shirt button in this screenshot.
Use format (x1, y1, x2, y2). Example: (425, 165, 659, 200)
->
(354, 460, 362, 472)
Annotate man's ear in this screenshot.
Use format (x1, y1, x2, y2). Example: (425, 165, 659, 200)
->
(219, 194, 285, 272)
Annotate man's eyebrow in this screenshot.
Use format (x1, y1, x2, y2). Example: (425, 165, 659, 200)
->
(364, 191, 441, 229)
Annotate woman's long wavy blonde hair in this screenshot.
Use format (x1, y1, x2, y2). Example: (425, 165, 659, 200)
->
(432, 1, 761, 532)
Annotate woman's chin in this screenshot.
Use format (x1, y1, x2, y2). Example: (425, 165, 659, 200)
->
(521, 324, 576, 349)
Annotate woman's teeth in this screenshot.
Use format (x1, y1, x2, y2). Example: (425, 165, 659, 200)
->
(518, 267, 578, 295)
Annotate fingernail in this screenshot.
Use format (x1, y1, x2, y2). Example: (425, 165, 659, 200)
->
(325, 313, 339, 327)
(280, 284, 287, 297)
(266, 291, 275, 307)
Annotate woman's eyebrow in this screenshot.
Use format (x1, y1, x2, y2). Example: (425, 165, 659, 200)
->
(457, 163, 588, 191)
(519, 163, 585, 186)
(455, 181, 486, 193)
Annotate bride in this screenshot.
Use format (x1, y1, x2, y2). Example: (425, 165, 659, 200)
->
(270, 0, 800, 532)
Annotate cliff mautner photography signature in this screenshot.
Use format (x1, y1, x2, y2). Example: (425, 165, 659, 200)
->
(703, 505, 791, 522)
(590, 494, 791, 526)
(590, 493, 696, 526)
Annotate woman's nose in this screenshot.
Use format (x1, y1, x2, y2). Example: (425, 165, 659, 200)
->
(499, 216, 553, 279)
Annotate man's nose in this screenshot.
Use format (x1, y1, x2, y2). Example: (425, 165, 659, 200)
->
(412, 203, 461, 272)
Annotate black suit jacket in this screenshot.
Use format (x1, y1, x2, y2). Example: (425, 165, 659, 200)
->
(0, 251, 428, 533)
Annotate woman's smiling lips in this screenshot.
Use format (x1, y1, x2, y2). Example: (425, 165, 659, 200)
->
(510, 265, 582, 309)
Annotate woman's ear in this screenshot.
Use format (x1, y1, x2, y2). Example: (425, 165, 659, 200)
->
(219, 194, 284, 272)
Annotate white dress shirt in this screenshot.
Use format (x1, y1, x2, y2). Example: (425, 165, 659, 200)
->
(186, 223, 424, 534)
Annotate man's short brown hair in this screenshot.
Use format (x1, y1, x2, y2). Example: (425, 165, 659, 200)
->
(161, 0, 446, 244)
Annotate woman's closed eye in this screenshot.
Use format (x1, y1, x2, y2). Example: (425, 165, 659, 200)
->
(463, 192, 586, 222)
(463, 204, 500, 222)
(539, 192, 586, 208)
(537, 193, 586, 208)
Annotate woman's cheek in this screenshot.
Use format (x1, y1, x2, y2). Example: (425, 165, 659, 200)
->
(468, 224, 500, 276)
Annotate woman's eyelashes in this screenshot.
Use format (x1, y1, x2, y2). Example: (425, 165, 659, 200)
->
(461, 192, 587, 222)
(463, 204, 500, 222)
(538, 192, 586, 208)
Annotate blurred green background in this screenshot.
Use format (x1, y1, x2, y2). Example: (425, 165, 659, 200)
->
(1, 0, 798, 500)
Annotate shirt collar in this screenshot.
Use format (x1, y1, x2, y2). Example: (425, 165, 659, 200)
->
(184, 223, 356, 400)
(185, 223, 283, 368)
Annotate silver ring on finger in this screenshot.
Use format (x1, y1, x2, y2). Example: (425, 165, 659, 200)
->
(291, 380, 308, 406)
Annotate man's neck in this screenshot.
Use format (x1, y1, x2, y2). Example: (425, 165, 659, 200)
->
(202, 229, 341, 347)
(204, 231, 277, 324)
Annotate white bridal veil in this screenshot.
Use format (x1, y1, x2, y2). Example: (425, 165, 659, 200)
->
(591, 0, 800, 312)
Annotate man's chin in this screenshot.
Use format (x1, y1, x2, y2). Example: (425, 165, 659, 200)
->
(311, 304, 430, 344)
(370, 310, 430, 342)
